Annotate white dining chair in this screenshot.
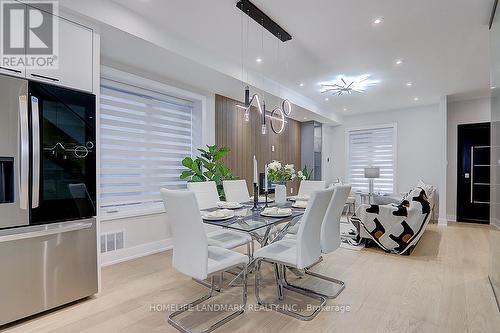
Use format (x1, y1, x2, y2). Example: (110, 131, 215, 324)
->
(187, 181, 220, 210)
(187, 181, 253, 259)
(253, 187, 334, 321)
(284, 185, 351, 299)
(160, 189, 248, 333)
(223, 179, 251, 203)
(223, 179, 281, 242)
(298, 180, 326, 197)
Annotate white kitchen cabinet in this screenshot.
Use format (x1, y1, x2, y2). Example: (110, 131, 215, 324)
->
(26, 16, 93, 92)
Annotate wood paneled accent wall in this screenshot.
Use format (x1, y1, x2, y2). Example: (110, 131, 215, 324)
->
(215, 94, 301, 195)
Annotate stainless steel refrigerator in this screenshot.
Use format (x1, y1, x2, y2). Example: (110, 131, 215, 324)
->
(0, 74, 98, 326)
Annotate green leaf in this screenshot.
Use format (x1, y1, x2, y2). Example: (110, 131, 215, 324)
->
(192, 175, 206, 182)
(180, 170, 193, 179)
(181, 157, 193, 168)
(219, 165, 230, 176)
(192, 160, 202, 174)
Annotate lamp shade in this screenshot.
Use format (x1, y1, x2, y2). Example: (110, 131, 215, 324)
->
(364, 167, 380, 179)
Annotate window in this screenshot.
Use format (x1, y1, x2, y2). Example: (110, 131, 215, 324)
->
(347, 125, 396, 194)
(100, 78, 193, 218)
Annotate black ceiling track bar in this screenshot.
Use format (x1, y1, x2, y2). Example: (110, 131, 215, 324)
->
(490, 0, 498, 30)
(236, 0, 292, 42)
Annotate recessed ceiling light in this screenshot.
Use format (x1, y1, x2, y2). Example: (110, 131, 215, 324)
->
(373, 17, 384, 25)
(325, 97, 329, 101)
(343, 108, 348, 111)
(256, 57, 262, 63)
(396, 59, 404, 65)
(406, 82, 413, 87)
(491, 86, 496, 90)
(299, 83, 304, 87)
(303, 117, 308, 120)
(414, 97, 419, 101)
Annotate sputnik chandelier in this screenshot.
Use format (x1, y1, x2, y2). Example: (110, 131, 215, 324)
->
(235, 0, 292, 135)
(320, 74, 379, 96)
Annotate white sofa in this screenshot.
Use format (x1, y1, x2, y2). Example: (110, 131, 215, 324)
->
(357, 180, 437, 247)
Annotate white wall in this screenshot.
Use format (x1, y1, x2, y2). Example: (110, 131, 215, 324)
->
(446, 98, 491, 221)
(326, 104, 446, 219)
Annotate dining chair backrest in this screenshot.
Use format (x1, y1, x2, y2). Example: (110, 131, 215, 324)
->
(223, 179, 251, 203)
(187, 181, 219, 210)
(321, 185, 351, 254)
(160, 189, 208, 281)
(298, 180, 326, 197)
(296, 187, 334, 269)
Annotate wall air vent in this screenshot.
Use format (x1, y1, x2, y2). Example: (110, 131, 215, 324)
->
(100, 231, 124, 253)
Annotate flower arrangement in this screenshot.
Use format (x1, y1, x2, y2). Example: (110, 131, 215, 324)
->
(267, 161, 306, 183)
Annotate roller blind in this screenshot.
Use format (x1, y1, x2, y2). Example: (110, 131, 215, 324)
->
(100, 78, 193, 215)
(347, 126, 395, 194)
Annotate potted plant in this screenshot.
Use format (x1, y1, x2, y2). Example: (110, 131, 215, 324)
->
(298, 165, 312, 181)
(179, 145, 237, 200)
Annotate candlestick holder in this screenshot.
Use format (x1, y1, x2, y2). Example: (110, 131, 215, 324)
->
(252, 183, 259, 211)
(264, 190, 269, 207)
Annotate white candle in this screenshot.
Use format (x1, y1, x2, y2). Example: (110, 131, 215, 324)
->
(264, 164, 268, 191)
(253, 155, 258, 184)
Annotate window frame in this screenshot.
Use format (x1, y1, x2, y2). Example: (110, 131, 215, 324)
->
(345, 123, 398, 195)
(98, 66, 206, 221)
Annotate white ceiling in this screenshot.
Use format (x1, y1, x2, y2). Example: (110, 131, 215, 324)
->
(85, 0, 493, 117)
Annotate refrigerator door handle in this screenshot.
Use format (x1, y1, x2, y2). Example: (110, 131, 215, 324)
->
(0, 221, 93, 243)
(31, 96, 40, 208)
(18, 95, 29, 210)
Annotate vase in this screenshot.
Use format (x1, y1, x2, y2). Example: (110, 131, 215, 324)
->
(275, 184, 287, 206)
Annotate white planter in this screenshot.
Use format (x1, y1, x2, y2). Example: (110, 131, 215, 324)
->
(275, 184, 287, 206)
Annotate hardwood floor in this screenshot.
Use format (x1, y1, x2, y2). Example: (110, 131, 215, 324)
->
(1, 222, 499, 333)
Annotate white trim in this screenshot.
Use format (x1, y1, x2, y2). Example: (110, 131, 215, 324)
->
(493, 218, 500, 230)
(100, 238, 173, 267)
(438, 217, 448, 225)
(100, 206, 165, 222)
(92, 31, 102, 295)
(344, 123, 398, 194)
(447, 214, 457, 222)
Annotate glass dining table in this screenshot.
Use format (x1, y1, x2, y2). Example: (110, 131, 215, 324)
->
(201, 201, 304, 246)
(201, 200, 305, 287)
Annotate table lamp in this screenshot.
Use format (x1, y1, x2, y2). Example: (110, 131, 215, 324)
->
(364, 167, 380, 195)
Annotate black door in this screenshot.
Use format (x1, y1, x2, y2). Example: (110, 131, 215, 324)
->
(29, 82, 96, 224)
(457, 122, 490, 224)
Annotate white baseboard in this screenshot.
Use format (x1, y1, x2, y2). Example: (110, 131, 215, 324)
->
(438, 217, 448, 226)
(493, 218, 500, 230)
(101, 238, 173, 267)
(447, 215, 456, 222)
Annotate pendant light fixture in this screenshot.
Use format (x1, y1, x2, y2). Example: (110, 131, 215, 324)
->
(235, 0, 292, 135)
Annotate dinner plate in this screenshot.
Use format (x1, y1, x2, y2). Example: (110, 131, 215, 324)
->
(260, 210, 293, 218)
(201, 211, 235, 221)
(288, 195, 310, 202)
(292, 201, 307, 209)
(216, 202, 243, 209)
